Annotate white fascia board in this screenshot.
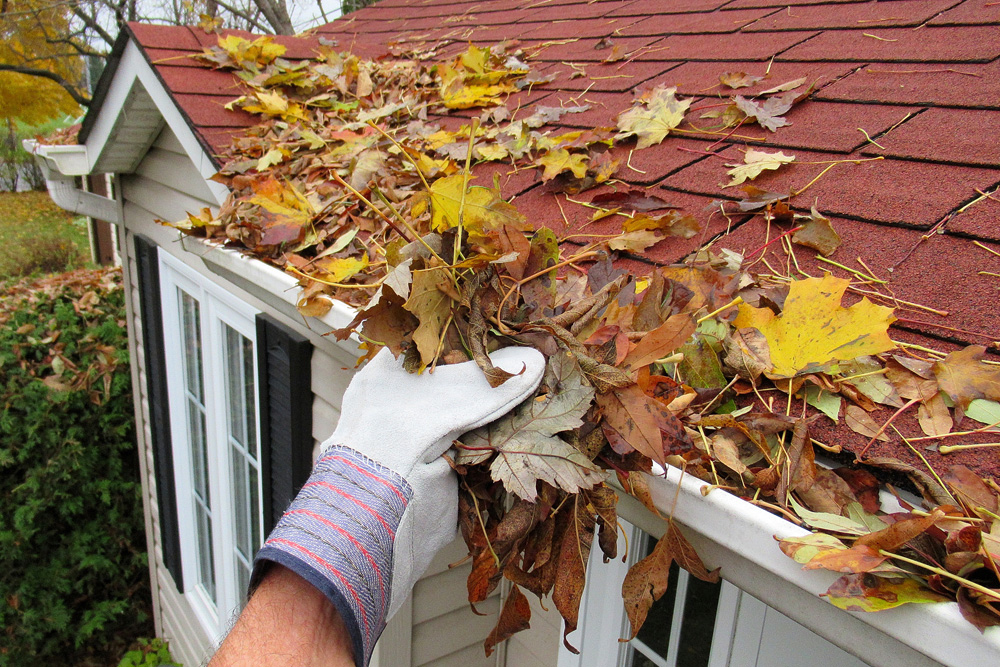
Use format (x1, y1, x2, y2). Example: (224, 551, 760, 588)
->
(85, 39, 228, 206)
(618, 465, 999, 667)
(180, 236, 360, 355)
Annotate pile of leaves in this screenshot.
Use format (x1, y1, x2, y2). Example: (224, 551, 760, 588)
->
(0, 267, 149, 666)
(169, 34, 1000, 649)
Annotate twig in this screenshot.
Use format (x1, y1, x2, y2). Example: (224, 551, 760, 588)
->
(856, 397, 920, 460)
(881, 551, 1000, 603)
(895, 316, 999, 343)
(940, 442, 1000, 455)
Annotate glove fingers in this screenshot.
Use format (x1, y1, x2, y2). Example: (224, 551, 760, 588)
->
(332, 347, 545, 465)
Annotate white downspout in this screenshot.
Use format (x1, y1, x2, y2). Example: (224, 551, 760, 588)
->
(22, 139, 122, 225)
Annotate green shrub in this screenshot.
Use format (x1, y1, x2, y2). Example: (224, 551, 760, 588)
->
(118, 638, 181, 667)
(0, 267, 150, 666)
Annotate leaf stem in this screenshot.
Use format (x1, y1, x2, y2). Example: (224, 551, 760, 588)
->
(879, 551, 1000, 603)
(455, 117, 480, 267)
(329, 172, 414, 243)
(856, 397, 920, 461)
(696, 296, 743, 324)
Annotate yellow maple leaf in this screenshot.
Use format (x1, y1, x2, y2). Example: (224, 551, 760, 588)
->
(733, 274, 896, 377)
(428, 174, 527, 243)
(615, 86, 691, 150)
(724, 149, 795, 187)
(315, 255, 369, 283)
(537, 149, 589, 181)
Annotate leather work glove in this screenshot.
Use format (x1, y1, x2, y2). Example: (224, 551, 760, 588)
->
(252, 346, 545, 667)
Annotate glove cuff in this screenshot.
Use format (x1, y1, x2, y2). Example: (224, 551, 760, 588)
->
(252, 445, 413, 667)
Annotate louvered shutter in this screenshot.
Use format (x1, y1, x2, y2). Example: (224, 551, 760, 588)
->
(255, 313, 314, 533)
(134, 234, 184, 590)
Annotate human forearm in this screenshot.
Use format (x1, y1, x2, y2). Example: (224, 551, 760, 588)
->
(209, 564, 355, 667)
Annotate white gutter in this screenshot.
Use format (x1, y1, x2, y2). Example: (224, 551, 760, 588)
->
(616, 465, 1000, 667)
(23, 140, 122, 225)
(180, 236, 360, 355)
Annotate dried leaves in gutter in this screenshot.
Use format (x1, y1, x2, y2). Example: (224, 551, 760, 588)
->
(170, 33, 1000, 650)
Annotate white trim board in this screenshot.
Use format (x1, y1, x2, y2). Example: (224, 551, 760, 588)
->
(85, 39, 228, 205)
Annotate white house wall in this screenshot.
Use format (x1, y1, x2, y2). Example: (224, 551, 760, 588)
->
(120, 121, 512, 666)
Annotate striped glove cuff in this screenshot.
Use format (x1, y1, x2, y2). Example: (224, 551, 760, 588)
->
(252, 445, 413, 667)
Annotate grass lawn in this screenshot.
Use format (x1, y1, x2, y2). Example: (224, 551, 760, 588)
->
(0, 190, 91, 281)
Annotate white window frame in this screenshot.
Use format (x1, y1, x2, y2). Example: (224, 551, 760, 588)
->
(159, 250, 264, 640)
(559, 520, 868, 667)
(558, 520, 743, 667)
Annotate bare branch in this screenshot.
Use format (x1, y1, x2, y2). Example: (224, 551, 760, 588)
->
(214, 0, 272, 32)
(0, 64, 90, 106)
(71, 5, 115, 47)
(250, 0, 293, 34)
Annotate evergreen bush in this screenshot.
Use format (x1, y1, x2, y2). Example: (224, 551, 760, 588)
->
(0, 267, 151, 666)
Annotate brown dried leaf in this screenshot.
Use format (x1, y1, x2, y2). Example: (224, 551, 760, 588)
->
(855, 509, 945, 552)
(485, 584, 532, 656)
(933, 345, 1000, 409)
(844, 405, 888, 441)
(553, 496, 595, 653)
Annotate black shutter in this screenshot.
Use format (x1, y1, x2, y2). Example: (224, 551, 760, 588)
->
(134, 234, 184, 591)
(256, 313, 313, 534)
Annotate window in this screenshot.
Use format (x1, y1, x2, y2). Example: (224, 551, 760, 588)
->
(560, 520, 870, 667)
(159, 251, 264, 638)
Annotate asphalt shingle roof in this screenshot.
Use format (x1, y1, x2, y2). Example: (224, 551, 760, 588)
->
(123, 0, 1000, 479)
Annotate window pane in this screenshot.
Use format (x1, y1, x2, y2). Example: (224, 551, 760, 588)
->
(188, 402, 210, 504)
(196, 504, 216, 603)
(223, 325, 257, 461)
(249, 464, 261, 551)
(634, 554, 679, 659)
(179, 291, 203, 402)
(627, 534, 722, 667)
(225, 326, 246, 447)
(243, 335, 257, 458)
(677, 576, 722, 667)
(232, 447, 249, 559)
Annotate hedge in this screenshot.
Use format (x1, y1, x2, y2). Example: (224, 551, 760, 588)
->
(0, 267, 151, 665)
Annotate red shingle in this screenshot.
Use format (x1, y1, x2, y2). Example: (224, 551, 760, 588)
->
(814, 62, 1000, 109)
(634, 30, 818, 61)
(628, 8, 778, 34)
(719, 101, 918, 153)
(144, 48, 206, 68)
(712, 216, 1000, 344)
(947, 188, 1000, 241)
(660, 146, 1000, 228)
(928, 0, 1000, 25)
(778, 26, 1000, 62)
(172, 94, 257, 128)
(155, 66, 247, 96)
(522, 0, 639, 21)
(743, 0, 959, 31)
(607, 138, 721, 185)
(725, 0, 868, 8)
(527, 35, 660, 62)
(533, 60, 678, 93)
(863, 108, 1000, 166)
(608, 0, 736, 14)
(658, 60, 860, 97)
(516, 16, 647, 38)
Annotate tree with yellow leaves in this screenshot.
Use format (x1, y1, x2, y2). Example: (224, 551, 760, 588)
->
(0, 1, 86, 123)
